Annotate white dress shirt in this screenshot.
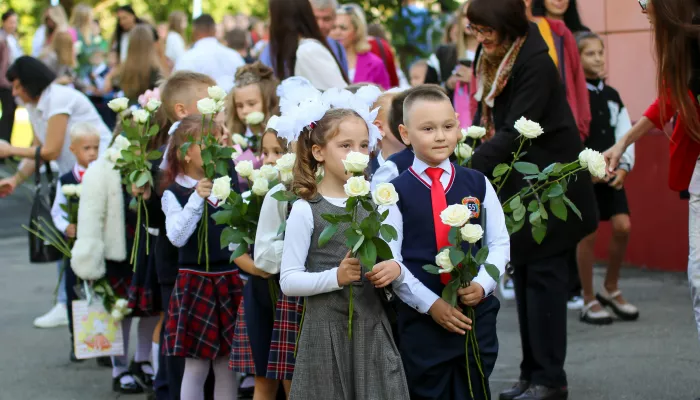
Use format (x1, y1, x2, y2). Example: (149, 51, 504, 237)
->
(165, 31, 187, 65)
(371, 152, 400, 191)
(161, 175, 233, 250)
(51, 164, 85, 234)
(174, 37, 245, 92)
(25, 84, 112, 174)
(254, 183, 287, 274)
(294, 38, 348, 90)
(280, 195, 439, 314)
(386, 157, 510, 298)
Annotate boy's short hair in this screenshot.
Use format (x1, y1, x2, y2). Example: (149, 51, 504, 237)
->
(389, 89, 410, 145)
(225, 28, 248, 51)
(69, 122, 100, 143)
(402, 84, 450, 125)
(161, 71, 217, 122)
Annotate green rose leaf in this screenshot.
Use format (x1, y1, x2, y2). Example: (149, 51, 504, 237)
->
(475, 246, 489, 265)
(548, 183, 564, 198)
(563, 195, 582, 220)
(211, 209, 233, 225)
(509, 196, 521, 211)
(373, 237, 394, 260)
(380, 224, 398, 242)
(135, 171, 150, 187)
(422, 264, 441, 274)
(272, 190, 297, 202)
(359, 239, 377, 268)
(318, 224, 338, 248)
(448, 226, 460, 246)
(449, 248, 466, 267)
(513, 204, 526, 222)
(532, 223, 547, 244)
(215, 160, 229, 177)
(527, 200, 538, 212)
(441, 279, 459, 307)
(514, 162, 540, 175)
(230, 244, 247, 262)
(550, 197, 567, 221)
(493, 163, 510, 177)
(276, 221, 287, 236)
(484, 263, 500, 283)
(538, 202, 549, 220)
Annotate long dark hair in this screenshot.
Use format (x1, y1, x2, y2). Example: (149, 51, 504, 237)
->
(650, 0, 700, 142)
(531, 0, 589, 33)
(268, 0, 349, 83)
(112, 5, 144, 59)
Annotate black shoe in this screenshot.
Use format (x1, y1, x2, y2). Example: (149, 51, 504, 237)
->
(96, 356, 112, 367)
(514, 384, 568, 400)
(499, 380, 530, 400)
(69, 349, 84, 363)
(130, 360, 155, 388)
(112, 372, 144, 394)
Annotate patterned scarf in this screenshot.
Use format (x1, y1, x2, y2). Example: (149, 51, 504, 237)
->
(474, 35, 528, 139)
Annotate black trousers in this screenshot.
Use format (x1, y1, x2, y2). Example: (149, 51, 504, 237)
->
(567, 250, 582, 299)
(64, 259, 78, 344)
(512, 252, 569, 388)
(0, 87, 16, 143)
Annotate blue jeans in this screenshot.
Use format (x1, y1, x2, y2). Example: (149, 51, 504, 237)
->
(57, 260, 67, 305)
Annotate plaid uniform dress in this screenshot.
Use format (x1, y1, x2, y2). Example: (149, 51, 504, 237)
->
(126, 227, 162, 316)
(164, 270, 243, 359)
(266, 293, 304, 381)
(229, 299, 255, 372)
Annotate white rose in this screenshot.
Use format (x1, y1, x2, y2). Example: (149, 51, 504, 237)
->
(342, 151, 370, 173)
(207, 86, 227, 101)
(197, 98, 218, 115)
(466, 126, 487, 139)
(280, 170, 294, 184)
(62, 184, 77, 196)
(105, 147, 122, 163)
(460, 224, 484, 244)
(235, 160, 254, 178)
(252, 178, 270, 196)
(114, 298, 128, 309)
(232, 133, 248, 148)
(260, 165, 279, 181)
(145, 99, 162, 112)
(74, 184, 82, 198)
(514, 117, 544, 139)
(113, 135, 131, 151)
(215, 100, 226, 113)
(111, 309, 124, 321)
(211, 176, 232, 201)
(132, 109, 150, 124)
(246, 111, 265, 126)
(250, 169, 263, 182)
(579, 148, 607, 179)
(455, 143, 473, 160)
(372, 183, 399, 206)
(435, 249, 455, 274)
(344, 176, 371, 198)
(276, 153, 296, 172)
(107, 97, 129, 113)
(440, 204, 472, 227)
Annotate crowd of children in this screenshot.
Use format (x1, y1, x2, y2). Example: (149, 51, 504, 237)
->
(44, 20, 638, 399)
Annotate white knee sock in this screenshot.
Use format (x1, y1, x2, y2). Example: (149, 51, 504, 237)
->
(151, 342, 160, 375)
(112, 318, 133, 382)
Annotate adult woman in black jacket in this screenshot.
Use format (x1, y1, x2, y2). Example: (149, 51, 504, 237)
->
(467, 0, 597, 399)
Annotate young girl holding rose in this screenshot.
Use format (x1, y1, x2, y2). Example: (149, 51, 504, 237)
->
(160, 115, 244, 399)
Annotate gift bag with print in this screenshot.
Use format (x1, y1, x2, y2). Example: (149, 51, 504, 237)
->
(72, 300, 125, 359)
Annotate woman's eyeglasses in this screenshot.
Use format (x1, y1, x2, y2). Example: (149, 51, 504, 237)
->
(638, 0, 648, 11)
(465, 24, 494, 37)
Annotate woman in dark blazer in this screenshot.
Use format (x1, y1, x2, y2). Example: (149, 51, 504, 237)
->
(466, 0, 597, 399)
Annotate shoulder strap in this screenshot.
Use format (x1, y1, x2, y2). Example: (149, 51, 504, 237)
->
(34, 147, 54, 186)
(374, 37, 388, 65)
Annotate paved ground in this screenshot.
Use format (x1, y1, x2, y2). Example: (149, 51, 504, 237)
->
(1, 169, 699, 400)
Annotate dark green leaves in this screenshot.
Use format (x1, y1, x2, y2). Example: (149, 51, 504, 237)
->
(358, 239, 377, 269)
(380, 224, 398, 242)
(493, 163, 509, 177)
(550, 197, 567, 221)
(272, 190, 297, 202)
(423, 264, 441, 274)
(318, 224, 338, 248)
(514, 162, 539, 175)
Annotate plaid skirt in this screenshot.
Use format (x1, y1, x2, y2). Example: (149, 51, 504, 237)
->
(266, 294, 304, 381)
(229, 299, 255, 373)
(164, 270, 243, 359)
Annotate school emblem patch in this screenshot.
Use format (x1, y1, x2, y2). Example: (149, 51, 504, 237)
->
(462, 196, 481, 218)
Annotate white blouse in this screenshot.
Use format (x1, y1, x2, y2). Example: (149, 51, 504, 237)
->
(280, 196, 440, 314)
(254, 183, 287, 274)
(294, 38, 348, 90)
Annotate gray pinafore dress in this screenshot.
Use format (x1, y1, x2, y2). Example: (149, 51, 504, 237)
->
(289, 196, 410, 400)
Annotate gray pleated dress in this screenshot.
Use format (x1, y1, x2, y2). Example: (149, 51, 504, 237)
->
(289, 196, 410, 400)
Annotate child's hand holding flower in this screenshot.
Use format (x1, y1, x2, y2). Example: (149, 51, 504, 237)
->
(196, 179, 213, 199)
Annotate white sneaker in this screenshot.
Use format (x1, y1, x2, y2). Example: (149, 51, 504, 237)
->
(567, 296, 584, 310)
(33, 303, 69, 328)
(499, 275, 515, 300)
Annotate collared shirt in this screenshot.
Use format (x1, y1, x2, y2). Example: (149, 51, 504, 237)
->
(385, 157, 510, 301)
(51, 163, 86, 234)
(25, 84, 112, 174)
(173, 37, 246, 92)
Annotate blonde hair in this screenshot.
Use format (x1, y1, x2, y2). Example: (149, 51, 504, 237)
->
(70, 4, 93, 45)
(168, 11, 188, 36)
(69, 122, 100, 143)
(53, 31, 76, 68)
(227, 62, 280, 137)
(373, 92, 396, 125)
(46, 5, 70, 34)
(161, 71, 216, 122)
(118, 24, 161, 101)
(293, 108, 365, 200)
(336, 4, 371, 53)
(456, 1, 476, 60)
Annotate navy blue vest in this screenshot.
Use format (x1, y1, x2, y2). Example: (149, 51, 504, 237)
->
(59, 169, 81, 186)
(166, 183, 236, 273)
(387, 148, 414, 176)
(393, 164, 486, 297)
(369, 155, 380, 179)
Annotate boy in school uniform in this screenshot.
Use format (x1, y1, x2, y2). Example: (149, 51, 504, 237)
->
(50, 122, 100, 362)
(386, 86, 510, 399)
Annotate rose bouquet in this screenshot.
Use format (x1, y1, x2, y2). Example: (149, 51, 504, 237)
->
(106, 97, 164, 268)
(422, 204, 500, 399)
(454, 126, 486, 167)
(179, 87, 232, 271)
(317, 151, 399, 338)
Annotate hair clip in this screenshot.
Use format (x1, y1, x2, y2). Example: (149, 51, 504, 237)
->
(168, 121, 182, 136)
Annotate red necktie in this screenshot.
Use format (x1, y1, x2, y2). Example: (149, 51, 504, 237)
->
(426, 167, 451, 285)
(78, 170, 85, 180)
